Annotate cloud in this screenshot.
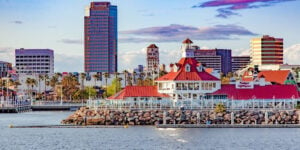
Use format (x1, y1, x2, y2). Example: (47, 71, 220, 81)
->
(11, 20, 23, 24)
(55, 54, 83, 72)
(193, 0, 295, 18)
(120, 24, 257, 43)
(284, 44, 300, 65)
(0, 47, 15, 65)
(59, 39, 83, 45)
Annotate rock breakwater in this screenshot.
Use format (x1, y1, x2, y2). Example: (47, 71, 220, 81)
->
(61, 107, 300, 126)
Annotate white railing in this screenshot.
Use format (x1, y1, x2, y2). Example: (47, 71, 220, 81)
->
(31, 100, 85, 107)
(86, 98, 299, 110)
(0, 100, 31, 108)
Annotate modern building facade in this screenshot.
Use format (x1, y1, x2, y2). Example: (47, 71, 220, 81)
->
(194, 50, 222, 72)
(194, 49, 232, 74)
(15, 48, 54, 74)
(232, 56, 251, 72)
(251, 35, 283, 66)
(84, 2, 118, 73)
(216, 49, 232, 74)
(0, 61, 12, 78)
(146, 44, 159, 73)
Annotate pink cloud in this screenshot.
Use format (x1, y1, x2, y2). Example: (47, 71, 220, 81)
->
(193, 0, 295, 18)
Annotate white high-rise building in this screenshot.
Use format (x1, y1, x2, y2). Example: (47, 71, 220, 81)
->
(15, 48, 54, 74)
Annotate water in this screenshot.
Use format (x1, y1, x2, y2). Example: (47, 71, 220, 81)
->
(0, 111, 299, 150)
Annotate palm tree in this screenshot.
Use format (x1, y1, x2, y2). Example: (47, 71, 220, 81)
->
(25, 78, 32, 99)
(117, 77, 123, 92)
(38, 74, 44, 94)
(80, 73, 86, 90)
(26, 78, 37, 100)
(123, 70, 128, 87)
(133, 71, 137, 85)
(127, 76, 133, 86)
(104, 72, 109, 97)
(50, 76, 59, 90)
(92, 73, 101, 87)
(61, 75, 80, 101)
(44, 74, 49, 100)
(114, 72, 120, 94)
(140, 72, 146, 80)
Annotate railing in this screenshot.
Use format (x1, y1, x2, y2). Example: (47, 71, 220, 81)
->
(31, 101, 85, 107)
(0, 100, 31, 108)
(86, 98, 299, 111)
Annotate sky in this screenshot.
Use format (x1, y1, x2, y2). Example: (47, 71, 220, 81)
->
(0, 0, 300, 72)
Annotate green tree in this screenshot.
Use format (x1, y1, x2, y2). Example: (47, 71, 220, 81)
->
(106, 78, 121, 97)
(80, 73, 86, 89)
(61, 75, 80, 101)
(104, 72, 110, 97)
(50, 75, 59, 90)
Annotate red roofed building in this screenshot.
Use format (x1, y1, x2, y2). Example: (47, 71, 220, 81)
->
(156, 38, 221, 104)
(257, 70, 296, 85)
(105, 39, 299, 109)
(108, 86, 169, 101)
(211, 84, 299, 100)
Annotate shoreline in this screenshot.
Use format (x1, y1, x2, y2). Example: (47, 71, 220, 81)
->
(9, 124, 300, 128)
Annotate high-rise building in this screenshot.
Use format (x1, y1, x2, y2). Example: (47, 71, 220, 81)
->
(194, 50, 222, 72)
(15, 48, 54, 74)
(84, 2, 118, 73)
(250, 35, 283, 66)
(194, 49, 232, 74)
(146, 44, 159, 73)
(0, 61, 12, 78)
(216, 49, 232, 74)
(232, 56, 251, 72)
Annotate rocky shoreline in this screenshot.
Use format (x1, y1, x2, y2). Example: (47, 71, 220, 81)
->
(61, 107, 300, 126)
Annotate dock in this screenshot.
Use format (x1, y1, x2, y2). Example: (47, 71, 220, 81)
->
(31, 105, 81, 111)
(156, 124, 300, 128)
(0, 101, 84, 113)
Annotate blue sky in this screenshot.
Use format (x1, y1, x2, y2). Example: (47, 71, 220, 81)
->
(0, 0, 300, 72)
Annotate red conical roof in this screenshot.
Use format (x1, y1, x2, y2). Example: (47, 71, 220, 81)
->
(182, 38, 193, 44)
(147, 44, 158, 48)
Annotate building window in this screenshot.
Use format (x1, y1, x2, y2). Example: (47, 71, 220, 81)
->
(185, 64, 190, 72)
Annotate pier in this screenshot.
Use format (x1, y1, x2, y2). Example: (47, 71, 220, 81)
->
(0, 100, 84, 113)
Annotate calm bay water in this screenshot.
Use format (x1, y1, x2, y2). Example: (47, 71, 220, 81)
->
(0, 111, 299, 150)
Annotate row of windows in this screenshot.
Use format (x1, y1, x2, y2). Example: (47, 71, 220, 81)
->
(16, 63, 50, 66)
(16, 59, 50, 62)
(16, 56, 50, 58)
(17, 67, 50, 70)
(17, 71, 50, 74)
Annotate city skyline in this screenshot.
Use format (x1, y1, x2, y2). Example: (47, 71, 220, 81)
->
(0, 0, 299, 72)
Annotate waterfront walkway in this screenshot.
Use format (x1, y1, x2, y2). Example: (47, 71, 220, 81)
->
(0, 100, 84, 113)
